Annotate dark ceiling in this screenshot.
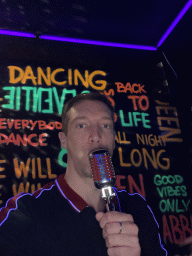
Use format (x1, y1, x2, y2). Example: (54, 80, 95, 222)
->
(0, 0, 192, 150)
(0, 0, 192, 76)
(0, 0, 191, 45)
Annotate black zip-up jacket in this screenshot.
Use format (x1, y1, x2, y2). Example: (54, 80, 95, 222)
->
(0, 174, 167, 255)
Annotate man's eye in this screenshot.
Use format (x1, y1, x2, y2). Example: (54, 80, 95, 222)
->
(78, 124, 86, 128)
(103, 124, 110, 129)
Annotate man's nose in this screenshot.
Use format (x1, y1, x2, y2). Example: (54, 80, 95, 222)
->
(89, 126, 102, 143)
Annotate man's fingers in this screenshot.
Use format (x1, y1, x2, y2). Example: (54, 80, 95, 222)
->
(105, 233, 140, 248)
(107, 245, 141, 256)
(103, 221, 139, 239)
(103, 222, 121, 239)
(96, 211, 141, 256)
(95, 212, 105, 222)
(97, 211, 134, 229)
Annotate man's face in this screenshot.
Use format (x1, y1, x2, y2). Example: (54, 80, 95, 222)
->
(59, 100, 115, 178)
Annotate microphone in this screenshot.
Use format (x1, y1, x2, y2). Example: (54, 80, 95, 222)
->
(89, 149, 116, 211)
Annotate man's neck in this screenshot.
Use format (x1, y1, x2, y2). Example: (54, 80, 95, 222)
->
(64, 170, 106, 213)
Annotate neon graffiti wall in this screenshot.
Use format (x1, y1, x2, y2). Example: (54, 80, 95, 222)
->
(0, 62, 191, 254)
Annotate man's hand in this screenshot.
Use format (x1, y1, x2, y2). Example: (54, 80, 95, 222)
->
(96, 211, 141, 256)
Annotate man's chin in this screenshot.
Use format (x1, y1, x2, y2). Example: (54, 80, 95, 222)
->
(80, 173, 94, 182)
(80, 167, 93, 179)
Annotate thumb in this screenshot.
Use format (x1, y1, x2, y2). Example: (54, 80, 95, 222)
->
(95, 212, 104, 222)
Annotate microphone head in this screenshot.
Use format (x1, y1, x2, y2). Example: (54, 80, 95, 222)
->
(89, 149, 116, 190)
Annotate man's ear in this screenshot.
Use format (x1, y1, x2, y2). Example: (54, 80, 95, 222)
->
(58, 132, 67, 149)
(113, 131, 116, 149)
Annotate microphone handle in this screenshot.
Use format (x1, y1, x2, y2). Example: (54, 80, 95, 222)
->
(106, 200, 116, 211)
(105, 187, 116, 212)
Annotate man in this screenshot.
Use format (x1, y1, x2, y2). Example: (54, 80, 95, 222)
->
(0, 92, 167, 255)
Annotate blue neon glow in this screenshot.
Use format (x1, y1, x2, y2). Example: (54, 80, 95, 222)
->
(157, 0, 192, 47)
(0, 1, 191, 53)
(158, 233, 168, 255)
(147, 204, 159, 228)
(40, 35, 157, 51)
(55, 179, 81, 213)
(33, 184, 55, 198)
(0, 193, 29, 227)
(0, 185, 55, 227)
(113, 189, 167, 255)
(113, 187, 122, 212)
(0, 29, 35, 38)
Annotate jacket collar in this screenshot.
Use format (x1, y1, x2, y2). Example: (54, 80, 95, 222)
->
(55, 174, 88, 212)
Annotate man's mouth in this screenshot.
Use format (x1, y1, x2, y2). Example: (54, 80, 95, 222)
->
(88, 148, 109, 157)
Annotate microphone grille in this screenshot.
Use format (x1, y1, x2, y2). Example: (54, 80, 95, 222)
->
(89, 149, 116, 189)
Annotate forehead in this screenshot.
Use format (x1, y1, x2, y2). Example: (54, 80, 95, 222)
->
(67, 100, 112, 120)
